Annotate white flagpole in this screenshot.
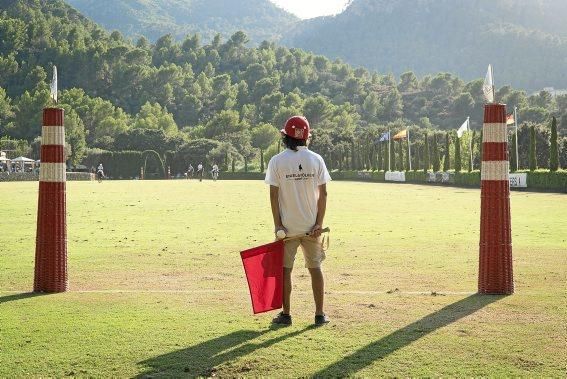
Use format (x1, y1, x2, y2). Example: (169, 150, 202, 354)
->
(468, 117, 473, 170)
(388, 129, 391, 172)
(407, 129, 412, 171)
(514, 106, 519, 171)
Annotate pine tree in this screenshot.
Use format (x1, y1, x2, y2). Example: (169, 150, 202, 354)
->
(443, 131, 450, 171)
(432, 133, 440, 172)
(529, 124, 537, 171)
(455, 134, 462, 172)
(423, 134, 430, 173)
(550, 116, 559, 171)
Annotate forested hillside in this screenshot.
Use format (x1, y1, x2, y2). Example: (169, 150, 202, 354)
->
(1, 0, 565, 172)
(65, 0, 297, 44)
(286, 0, 567, 91)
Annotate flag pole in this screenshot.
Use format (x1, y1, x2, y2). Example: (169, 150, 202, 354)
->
(468, 117, 473, 170)
(514, 106, 519, 171)
(407, 128, 412, 171)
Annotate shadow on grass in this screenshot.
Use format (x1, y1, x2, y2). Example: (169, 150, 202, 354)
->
(314, 294, 505, 377)
(0, 292, 46, 304)
(137, 325, 314, 377)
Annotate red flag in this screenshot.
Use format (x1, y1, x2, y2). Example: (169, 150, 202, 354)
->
(240, 240, 284, 314)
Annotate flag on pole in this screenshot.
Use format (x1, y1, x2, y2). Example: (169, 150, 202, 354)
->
(240, 240, 284, 314)
(50, 66, 58, 103)
(483, 64, 494, 103)
(457, 117, 470, 138)
(378, 131, 390, 142)
(393, 129, 407, 140)
(506, 113, 515, 126)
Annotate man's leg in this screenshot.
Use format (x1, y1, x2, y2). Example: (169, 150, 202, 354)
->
(308, 267, 325, 315)
(283, 267, 292, 314)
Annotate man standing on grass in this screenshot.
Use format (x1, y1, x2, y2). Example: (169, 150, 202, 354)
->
(265, 115, 331, 326)
(197, 162, 203, 182)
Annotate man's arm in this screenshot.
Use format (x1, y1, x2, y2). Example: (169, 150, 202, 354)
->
(311, 184, 327, 237)
(270, 185, 286, 235)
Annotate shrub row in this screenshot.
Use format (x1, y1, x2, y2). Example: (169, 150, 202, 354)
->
(525, 170, 567, 192)
(0, 172, 94, 182)
(218, 170, 565, 193)
(81, 150, 164, 179)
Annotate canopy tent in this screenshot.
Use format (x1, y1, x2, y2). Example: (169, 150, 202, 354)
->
(8, 156, 36, 172)
(10, 156, 35, 163)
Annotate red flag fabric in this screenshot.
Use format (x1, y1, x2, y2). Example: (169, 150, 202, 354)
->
(240, 240, 284, 314)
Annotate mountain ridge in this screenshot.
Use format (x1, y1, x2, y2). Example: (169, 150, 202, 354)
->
(286, 0, 567, 90)
(65, 0, 298, 44)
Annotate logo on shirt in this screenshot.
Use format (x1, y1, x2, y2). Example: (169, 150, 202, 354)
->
(298, 164, 303, 171)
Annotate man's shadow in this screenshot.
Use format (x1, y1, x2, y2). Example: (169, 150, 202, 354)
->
(0, 292, 45, 305)
(313, 294, 505, 377)
(137, 325, 314, 378)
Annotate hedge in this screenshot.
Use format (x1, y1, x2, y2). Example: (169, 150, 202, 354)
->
(0, 172, 94, 182)
(219, 170, 565, 193)
(81, 151, 146, 179)
(525, 170, 567, 193)
(454, 171, 482, 187)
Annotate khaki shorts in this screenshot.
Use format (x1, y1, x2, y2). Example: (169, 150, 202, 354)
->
(284, 236, 326, 269)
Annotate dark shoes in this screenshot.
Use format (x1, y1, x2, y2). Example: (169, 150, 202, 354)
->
(272, 312, 330, 326)
(272, 312, 292, 326)
(314, 313, 330, 326)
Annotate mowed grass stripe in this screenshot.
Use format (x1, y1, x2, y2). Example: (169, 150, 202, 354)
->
(0, 180, 565, 376)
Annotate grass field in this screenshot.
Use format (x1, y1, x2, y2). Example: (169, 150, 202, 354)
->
(0, 180, 565, 377)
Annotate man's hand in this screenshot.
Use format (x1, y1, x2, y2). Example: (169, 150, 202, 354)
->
(275, 225, 288, 239)
(310, 224, 323, 238)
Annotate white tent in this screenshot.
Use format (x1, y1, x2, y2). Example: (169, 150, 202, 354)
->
(10, 156, 35, 163)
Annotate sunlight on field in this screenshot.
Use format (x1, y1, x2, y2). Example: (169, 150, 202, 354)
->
(0, 180, 565, 376)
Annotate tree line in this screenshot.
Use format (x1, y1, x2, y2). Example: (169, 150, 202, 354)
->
(0, 0, 565, 172)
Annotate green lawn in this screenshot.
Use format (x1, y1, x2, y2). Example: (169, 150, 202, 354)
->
(0, 180, 565, 377)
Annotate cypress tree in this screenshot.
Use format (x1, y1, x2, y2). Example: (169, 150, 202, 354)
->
(390, 139, 396, 171)
(377, 142, 384, 171)
(550, 116, 559, 171)
(510, 132, 517, 172)
(384, 141, 390, 171)
(432, 133, 440, 172)
(423, 134, 430, 173)
(455, 134, 462, 172)
(397, 139, 404, 171)
(443, 131, 450, 171)
(351, 140, 356, 170)
(529, 124, 537, 171)
(405, 139, 411, 171)
(468, 130, 476, 172)
(414, 144, 420, 172)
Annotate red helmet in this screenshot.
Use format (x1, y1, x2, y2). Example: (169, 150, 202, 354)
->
(281, 116, 310, 140)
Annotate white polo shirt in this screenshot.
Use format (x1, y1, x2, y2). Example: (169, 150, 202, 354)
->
(265, 146, 331, 235)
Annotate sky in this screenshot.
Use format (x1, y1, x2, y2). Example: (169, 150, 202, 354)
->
(269, 0, 349, 19)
